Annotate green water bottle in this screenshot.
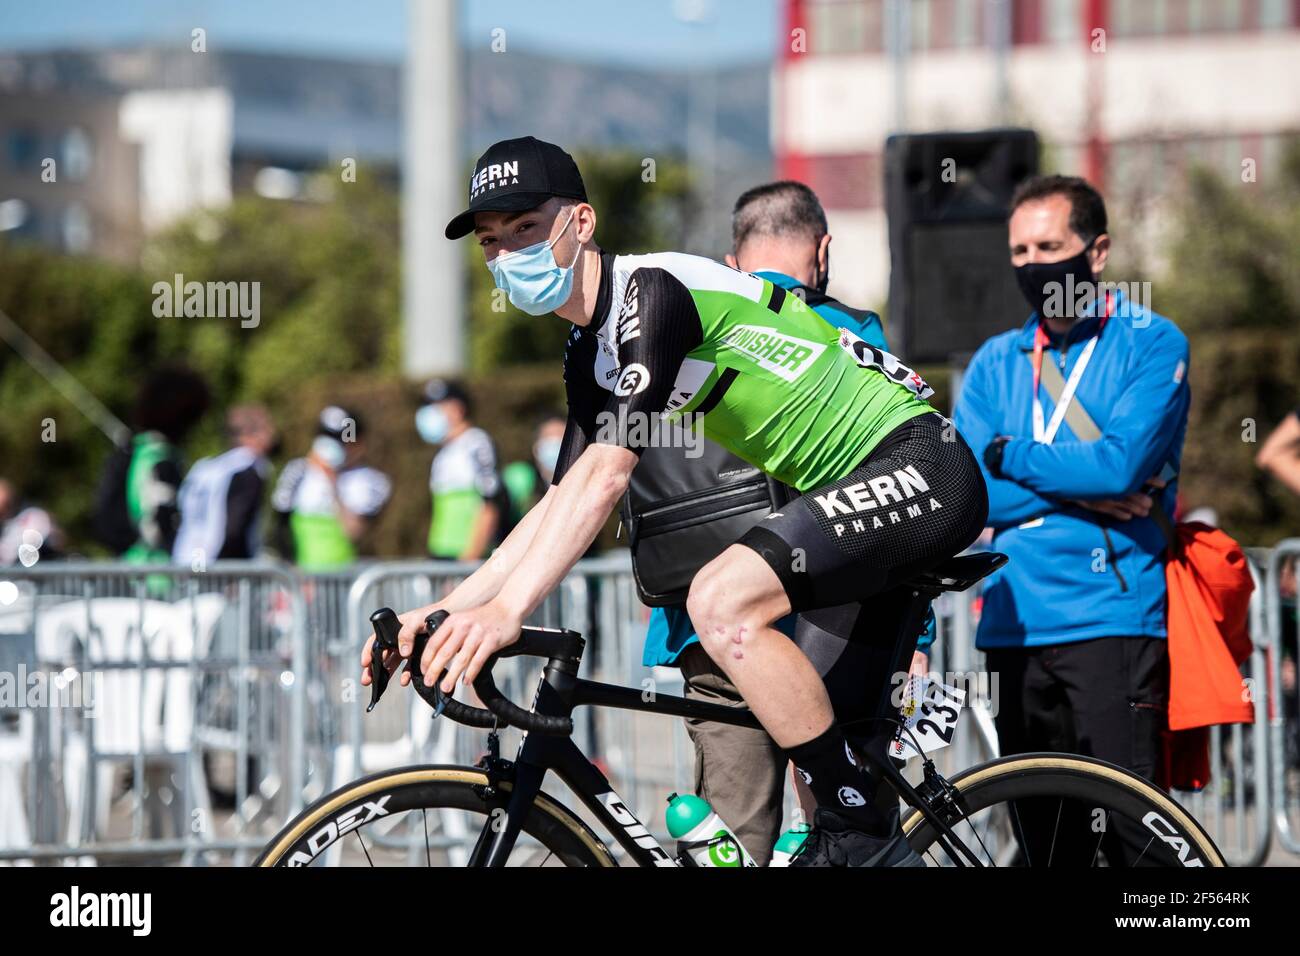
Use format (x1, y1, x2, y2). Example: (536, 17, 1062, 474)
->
(665, 792, 755, 867)
(768, 823, 812, 867)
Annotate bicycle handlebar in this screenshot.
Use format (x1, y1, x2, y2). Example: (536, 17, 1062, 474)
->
(470, 666, 575, 737)
(368, 608, 497, 727)
(367, 606, 580, 736)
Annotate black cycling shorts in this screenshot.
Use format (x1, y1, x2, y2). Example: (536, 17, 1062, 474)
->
(738, 411, 988, 615)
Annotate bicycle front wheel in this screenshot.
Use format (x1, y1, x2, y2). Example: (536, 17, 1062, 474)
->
(255, 766, 617, 867)
(901, 753, 1226, 867)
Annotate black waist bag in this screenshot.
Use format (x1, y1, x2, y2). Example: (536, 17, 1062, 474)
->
(621, 438, 791, 607)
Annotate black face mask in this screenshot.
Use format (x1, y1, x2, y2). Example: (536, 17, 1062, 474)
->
(1014, 237, 1096, 321)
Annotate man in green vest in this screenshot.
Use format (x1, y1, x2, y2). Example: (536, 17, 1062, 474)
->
(415, 380, 505, 561)
(271, 406, 392, 571)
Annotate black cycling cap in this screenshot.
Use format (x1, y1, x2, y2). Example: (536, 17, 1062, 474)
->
(444, 136, 587, 240)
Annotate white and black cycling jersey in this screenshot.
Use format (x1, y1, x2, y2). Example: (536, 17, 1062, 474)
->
(172, 446, 269, 563)
(271, 458, 392, 519)
(430, 427, 501, 498)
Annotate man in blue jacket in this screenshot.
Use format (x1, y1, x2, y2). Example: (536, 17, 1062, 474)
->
(643, 180, 936, 861)
(955, 174, 1190, 864)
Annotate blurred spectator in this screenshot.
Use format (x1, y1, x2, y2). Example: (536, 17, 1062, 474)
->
(1256, 407, 1300, 498)
(172, 405, 278, 566)
(0, 478, 64, 565)
(501, 410, 566, 532)
(271, 406, 391, 570)
(416, 379, 504, 561)
(91, 365, 211, 562)
(955, 175, 1190, 864)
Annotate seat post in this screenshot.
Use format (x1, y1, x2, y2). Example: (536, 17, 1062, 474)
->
(868, 587, 934, 741)
(851, 585, 936, 805)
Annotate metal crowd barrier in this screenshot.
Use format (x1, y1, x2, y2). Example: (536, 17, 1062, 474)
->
(0, 547, 1292, 865)
(0, 562, 307, 864)
(1267, 539, 1300, 855)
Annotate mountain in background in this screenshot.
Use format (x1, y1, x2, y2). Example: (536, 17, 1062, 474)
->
(0, 44, 771, 253)
(0, 44, 771, 174)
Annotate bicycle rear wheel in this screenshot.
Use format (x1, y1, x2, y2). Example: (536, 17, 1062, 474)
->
(255, 766, 617, 867)
(901, 753, 1226, 867)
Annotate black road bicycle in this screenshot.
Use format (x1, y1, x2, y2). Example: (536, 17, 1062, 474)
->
(256, 552, 1225, 867)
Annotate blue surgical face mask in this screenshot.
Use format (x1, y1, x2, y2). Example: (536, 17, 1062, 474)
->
(486, 209, 580, 316)
(534, 436, 562, 477)
(416, 404, 449, 445)
(311, 435, 347, 469)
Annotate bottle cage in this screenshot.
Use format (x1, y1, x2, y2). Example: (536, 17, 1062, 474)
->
(674, 832, 745, 867)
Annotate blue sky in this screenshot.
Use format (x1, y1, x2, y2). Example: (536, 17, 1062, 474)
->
(0, 0, 780, 65)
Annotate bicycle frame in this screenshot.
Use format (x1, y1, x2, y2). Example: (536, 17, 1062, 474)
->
(464, 618, 983, 867)
(467, 669, 760, 866)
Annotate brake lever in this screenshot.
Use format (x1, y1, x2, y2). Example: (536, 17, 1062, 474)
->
(366, 608, 403, 712)
(368, 608, 499, 727)
(404, 610, 452, 714)
(369, 608, 458, 716)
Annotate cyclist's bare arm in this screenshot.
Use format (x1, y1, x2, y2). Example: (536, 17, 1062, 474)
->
(417, 442, 636, 691)
(359, 482, 556, 686)
(493, 442, 633, 619)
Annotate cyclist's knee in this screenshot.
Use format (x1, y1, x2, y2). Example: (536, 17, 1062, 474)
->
(686, 556, 783, 662)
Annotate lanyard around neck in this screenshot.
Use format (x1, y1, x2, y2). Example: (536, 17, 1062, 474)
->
(1032, 291, 1113, 444)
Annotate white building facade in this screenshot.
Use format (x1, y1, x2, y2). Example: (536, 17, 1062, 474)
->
(774, 0, 1300, 306)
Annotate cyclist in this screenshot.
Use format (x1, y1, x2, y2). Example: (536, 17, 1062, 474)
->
(642, 180, 940, 862)
(91, 365, 211, 564)
(362, 137, 989, 866)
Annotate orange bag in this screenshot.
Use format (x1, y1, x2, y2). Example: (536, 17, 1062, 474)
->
(1155, 516, 1255, 791)
(1164, 522, 1254, 731)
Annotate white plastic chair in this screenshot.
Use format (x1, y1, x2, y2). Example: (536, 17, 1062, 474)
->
(0, 710, 34, 865)
(0, 599, 43, 864)
(38, 595, 225, 859)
